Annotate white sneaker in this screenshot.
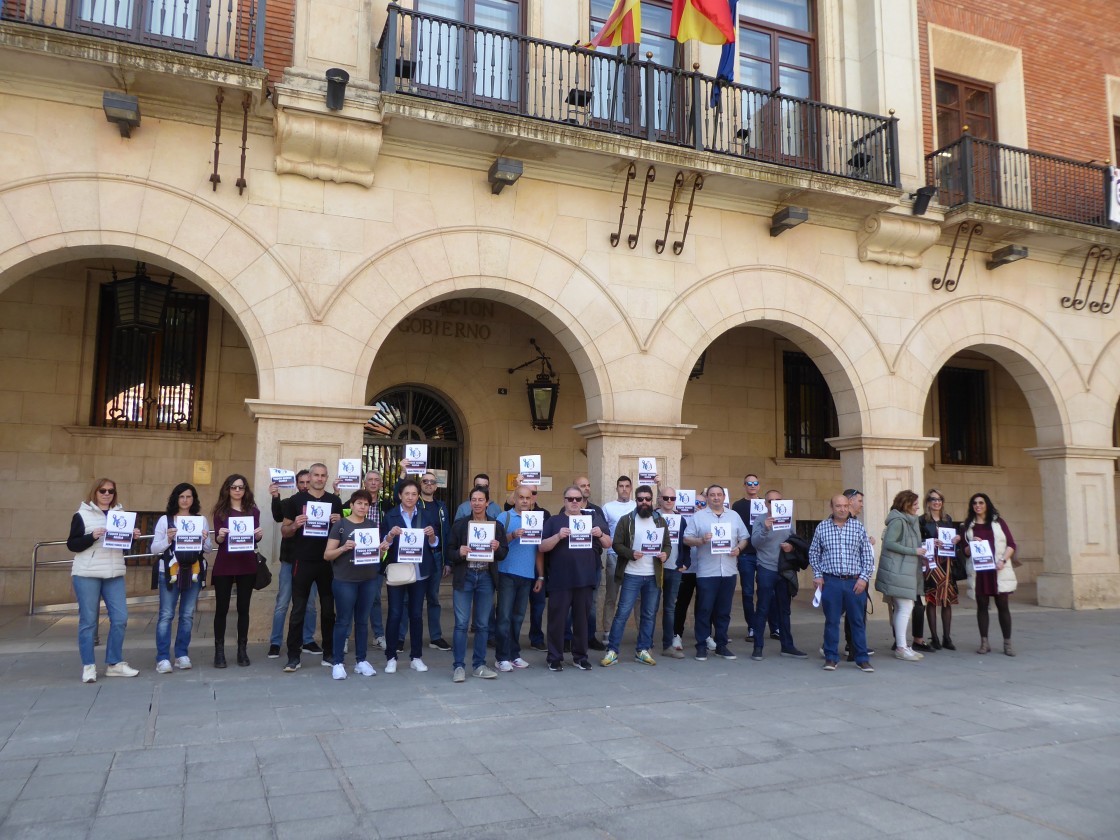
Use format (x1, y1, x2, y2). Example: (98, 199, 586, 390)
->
(672, 634, 683, 651)
(82, 664, 97, 683)
(512, 658, 529, 669)
(174, 656, 192, 670)
(894, 647, 924, 662)
(497, 660, 514, 672)
(410, 658, 428, 673)
(385, 658, 397, 674)
(106, 662, 139, 677)
(156, 659, 173, 674)
(354, 660, 376, 677)
(374, 636, 386, 650)
(332, 663, 348, 680)
(706, 637, 717, 651)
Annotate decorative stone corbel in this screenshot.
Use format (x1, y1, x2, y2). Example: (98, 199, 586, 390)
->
(274, 108, 382, 187)
(857, 213, 941, 268)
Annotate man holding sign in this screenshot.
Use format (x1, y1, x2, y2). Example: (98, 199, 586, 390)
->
(732, 474, 779, 643)
(747, 491, 804, 661)
(600, 486, 671, 667)
(684, 485, 749, 661)
(494, 485, 541, 672)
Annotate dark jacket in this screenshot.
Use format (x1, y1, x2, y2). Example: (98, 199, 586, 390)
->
(778, 533, 810, 596)
(381, 504, 441, 580)
(447, 516, 508, 589)
(612, 510, 672, 587)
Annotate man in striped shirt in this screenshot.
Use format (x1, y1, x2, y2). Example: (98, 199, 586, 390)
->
(809, 494, 876, 673)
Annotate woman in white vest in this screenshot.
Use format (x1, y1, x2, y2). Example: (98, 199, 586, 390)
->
(961, 492, 1018, 656)
(65, 478, 142, 683)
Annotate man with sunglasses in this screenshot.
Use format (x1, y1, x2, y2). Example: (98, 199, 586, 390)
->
(655, 485, 691, 657)
(732, 474, 780, 644)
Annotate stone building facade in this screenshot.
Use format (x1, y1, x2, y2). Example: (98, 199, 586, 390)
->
(1, 0, 1118, 609)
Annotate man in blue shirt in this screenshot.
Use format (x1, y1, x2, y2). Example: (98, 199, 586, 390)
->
(494, 484, 539, 671)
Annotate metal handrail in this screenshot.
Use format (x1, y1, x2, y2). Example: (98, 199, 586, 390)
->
(379, 3, 899, 188)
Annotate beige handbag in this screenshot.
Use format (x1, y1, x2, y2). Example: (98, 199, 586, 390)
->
(385, 562, 417, 586)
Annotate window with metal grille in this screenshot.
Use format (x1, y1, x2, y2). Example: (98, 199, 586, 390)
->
(92, 286, 209, 430)
(937, 366, 991, 465)
(783, 351, 838, 459)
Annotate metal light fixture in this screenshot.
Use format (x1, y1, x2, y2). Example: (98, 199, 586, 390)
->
(987, 244, 1028, 270)
(488, 157, 523, 194)
(909, 185, 938, 216)
(508, 338, 559, 430)
(689, 351, 706, 381)
(103, 91, 140, 137)
(770, 206, 808, 237)
(109, 263, 172, 331)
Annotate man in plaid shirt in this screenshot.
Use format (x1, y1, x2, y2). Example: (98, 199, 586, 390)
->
(809, 494, 876, 673)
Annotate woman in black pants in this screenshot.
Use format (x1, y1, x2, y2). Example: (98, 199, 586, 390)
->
(211, 474, 263, 667)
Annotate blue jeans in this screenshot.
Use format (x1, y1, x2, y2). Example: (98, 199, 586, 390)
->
(398, 561, 444, 643)
(751, 567, 794, 651)
(453, 570, 494, 671)
(694, 576, 736, 654)
(607, 574, 660, 654)
(369, 573, 384, 638)
(660, 567, 682, 649)
(270, 562, 316, 647)
(528, 582, 546, 646)
(332, 577, 377, 665)
(821, 575, 869, 663)
(156, 573, 200, 661)
(738, 553, 779, 634)
(73, 575, 127, 666)
(385, 577, 426, 661)
(496, 573, 532, 662)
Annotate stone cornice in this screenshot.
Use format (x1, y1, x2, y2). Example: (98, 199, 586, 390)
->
(573, 420, 697, 441)
(825, 435, 939, 452)
(244, 400, 373, 424)
(1025, 445, 1120, 462)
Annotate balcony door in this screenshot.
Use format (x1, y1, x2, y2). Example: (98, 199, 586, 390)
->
(935, 73, 999, 206)
(72, 0, 202, 52)
(413, 0, 522, 110)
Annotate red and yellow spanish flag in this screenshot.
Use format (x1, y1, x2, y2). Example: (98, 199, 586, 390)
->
(671, 0, 735, 45)
(584, 0, 641, 48)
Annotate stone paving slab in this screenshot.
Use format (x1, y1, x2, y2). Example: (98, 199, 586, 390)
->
(0, 603, 1117, 839)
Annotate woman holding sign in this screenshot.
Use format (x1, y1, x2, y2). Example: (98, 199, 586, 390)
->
(874, 491, 927, 662)
(918, 490, 960, 650)
(67, 478, 143, 683)
(151, 482, 213, 674)
(324, 490, 381, 679)
(961, 493, 1018, 656)
(211, 474, 262, 668)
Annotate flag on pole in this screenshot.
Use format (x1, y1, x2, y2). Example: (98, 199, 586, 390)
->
(584, 0, 642, 49)
(671, 0, 735, 45)
(710, 0, 738, 107)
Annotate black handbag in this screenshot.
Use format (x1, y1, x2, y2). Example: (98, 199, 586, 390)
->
(951, 552, 968, 582)
(253, 552, 272, 590)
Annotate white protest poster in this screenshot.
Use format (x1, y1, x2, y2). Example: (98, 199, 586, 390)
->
(302, 501, 331, 538)
(770, 500, 793, 531)
(103, 511, 136, 550)
(174, 516, 206, 552)
(923, 538, 938, 572)
(403, 443, 428, 475)
(938, 526, 957, 558)
(520, 510, 543, 545)
(468, 521, 497, 561)
(749, 499, 767, 524)
(662, 513, 682, 541)
(397, 528, 425, 562)
(519, 455, 542, 486)
(337, 459, 361, 491)
(970, 540, 995, 572)
(269, 468, 296, 489)
(227, 516, 256, 553)
(639, 526, 665, 556)
(568, 514, 592, 550)
(710, 522, 732, 555)
(352, 527, 381, 564)
(637, 457, 657, 484)
(676, 490, 696, 515)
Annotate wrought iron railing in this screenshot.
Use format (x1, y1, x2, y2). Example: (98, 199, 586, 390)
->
(926, 134, 1112, 227)
(1, 0, 265, 65)
(379, 4, 899, 188)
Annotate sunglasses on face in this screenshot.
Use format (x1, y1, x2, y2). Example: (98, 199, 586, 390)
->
(744, 481, 759, 486)
(928, 497, 943, 503)
(661, 496, 676, 501)
(636, 497, 653, 503)
(564, 496, 583, 502)
(421, 479, 436, 484)
(230, 485, 246, 490)
(98, 488, 116, 495)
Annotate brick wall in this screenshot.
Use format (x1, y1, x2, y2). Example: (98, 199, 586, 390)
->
(918, 0, 1120, 160)
(262, 0, 295, 80)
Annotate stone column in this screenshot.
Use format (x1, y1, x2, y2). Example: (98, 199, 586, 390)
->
(572, 421, 696, 504)
(1026, 446, 1120, 609)
(826, 435, 938, 539)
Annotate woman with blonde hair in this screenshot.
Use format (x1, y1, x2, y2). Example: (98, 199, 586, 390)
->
(918, 489, 960, 650)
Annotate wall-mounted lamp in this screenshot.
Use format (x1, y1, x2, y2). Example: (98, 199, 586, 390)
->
(109, 263, 172, 332)
(103, 91, 140, 137)
(508, 337, 559, 430)
(325, 68, 350, 110)
(910, 185, 938, 216)
(689, 351, 706, 381)
(488, 157, 523, 194)
(770, 206, 808, 237)
(987, 244, 1028, 270)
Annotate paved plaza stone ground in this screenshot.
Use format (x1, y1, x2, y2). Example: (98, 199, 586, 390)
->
(0, 596, 1117, 840)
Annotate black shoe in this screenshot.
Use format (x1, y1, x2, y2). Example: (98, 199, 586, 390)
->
(587, 639, 606, 651)
(930, 636, 942, 651)
(751, 647, 764, 661)
(301, 642, 323, 655)
(941, 636, 956, 651)
(530, 641, 547, 652)
(563, 640, 572, 653)
(548, 661, 563, 672)
(283, 658, 300, 673)
(780, 647, 809, 659)
(214, 644, 227, 669)
(267, 645, 281, 659)
(429, 639, 451, 652)
(574, 659, 592, 671)
(236, 642, 250, 667)
(913, 641, 933, 653)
